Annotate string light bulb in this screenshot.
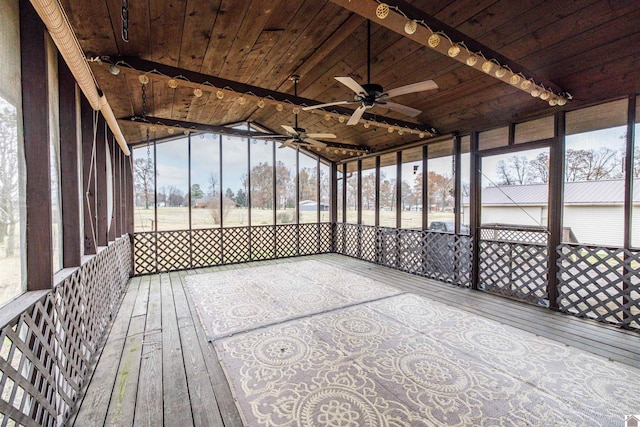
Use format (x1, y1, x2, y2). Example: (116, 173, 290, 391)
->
(495, 67, 507, 78)
(521, 80, 533, 90)
(398, 129, 404, 135)
(428, 34, 440, 48)
(138, 74, 149, 85)
(193, 88, 203, 97)
(292, 106, 300, 114)
(216, 90, 224, 99)
(257, 99, 265, 108)
(481, 61, 493, 73)
(363, 122, 370, 129)
(448, 45, 461, 58)
(276, 103, 283, 111)
(557, 97, 567, 106)
(509, 74, 521, 85)
(109, 64, 120, 75)
(324, 113, 331, 121)
(466, 54, 478, 66)
(530, 87, 541, 97)
(338, 116, 345, 123)
(376, 3, 389, 19)
(167, 79, 178, 89)
(540, 90, 551, 101)
(404, 20, 417, 35)
(237, 96, 246, 105)
(548, 97, 558, 106)
(167, 127, 174, 134)
(388, 127, 394, 133)
(419, 132, 425, 138)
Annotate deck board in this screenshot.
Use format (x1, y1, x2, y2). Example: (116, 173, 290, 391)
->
(73, 254, 640, 426)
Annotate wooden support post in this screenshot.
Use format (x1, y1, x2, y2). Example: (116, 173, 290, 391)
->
(95, 118, 108, 246)
(81, 96, 96, 255)
(108, 136, 117, 242)
(622, 94, 636, 325)
(396, 151, 402, 229)
(21, 0, 52, 290)
(125, 153, 134, 235)
(374, 156, 380, 227)
(58, 54, 81, 267)
(546, 112, 566, 310)
(453, 134, 462, 235)
(470, 132, 481, 290)
(422, 145, 428, 231)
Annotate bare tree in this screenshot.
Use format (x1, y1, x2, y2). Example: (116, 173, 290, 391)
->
(529, 152, 549, 184)
(0, 101, 19, 255)
(134, 157, 154, 209)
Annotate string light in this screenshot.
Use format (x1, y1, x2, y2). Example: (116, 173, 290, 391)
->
(138, 74, 149, 85)
(167, 79, 178, 88)
(388, 127, 394, 133)
(292, 106, 300, 114)
(257, 99, 265, 108)
(216, 90, 224, 99)
(324, 113, 331, 121)
(338, 116, 345, 123)
(372, 1, 568, 107)
(275, 103, 283, 112)
(363, 122, 370, 128)
(238, 96, 246, 105)
(193, 88, 203, 97)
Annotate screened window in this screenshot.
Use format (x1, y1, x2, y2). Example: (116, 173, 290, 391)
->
(133, 145, 155, 232)
(221, 135, 248, 227)
(319, 161, 330, 222)
(250, 140, 274, 225)
(401, 147, 422, 229)
(47, 36, 62, 271)
(345, 162, 358, 223)
(361, 158, 376, 226)
(299, 152, 318, 224)
(379, 153, 396, 228)
(460, 136, 471, 233)
(0, 0, 25, 305)
(479, 126, 508, 151)
(481, 147, 549, 228)
(191, 134, 220, 229)
(515, 116, 554, 144)
(275, 144, 296, 224)
(564, 100, 627, 246)
(427, 141, 454, 229)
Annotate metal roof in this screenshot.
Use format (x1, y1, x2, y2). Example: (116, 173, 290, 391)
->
(466, 179, 640, 206)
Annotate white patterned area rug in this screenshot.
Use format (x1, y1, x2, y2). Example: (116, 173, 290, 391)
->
(187, 261, 640, 426)
(185, 260, 402, 339)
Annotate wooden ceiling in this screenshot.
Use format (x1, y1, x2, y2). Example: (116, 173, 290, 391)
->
(60, 0, 640, 161)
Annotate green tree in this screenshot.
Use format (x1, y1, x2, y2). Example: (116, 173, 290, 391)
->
(190, 183, 204, 206)
(235, 188, 247, 207)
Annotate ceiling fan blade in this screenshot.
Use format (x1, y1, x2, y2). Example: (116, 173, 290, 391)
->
(278, 139, 295, 148)
(335, 76, 367, 95)
(347, 105, 367, 126)
(383, 80, 438, 99)
(306, 133, 336, 139)
(379, 101, 422, 117)
(281, 125, 298, 135)
(251, 134, 288, 140)
(302, 100, 352, 111)
(302, 138, 327, 148)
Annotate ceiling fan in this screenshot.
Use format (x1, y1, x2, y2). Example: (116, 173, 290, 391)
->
(257, 75, 336, 149)
(303, 21, 438, 125)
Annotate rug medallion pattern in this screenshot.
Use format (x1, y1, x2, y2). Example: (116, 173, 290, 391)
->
(186, 261, 640, 426)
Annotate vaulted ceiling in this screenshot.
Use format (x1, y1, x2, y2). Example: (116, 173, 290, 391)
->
(60, 0, 640, 161)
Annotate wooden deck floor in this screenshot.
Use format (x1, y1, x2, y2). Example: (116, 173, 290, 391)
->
(71, 254, 640, 426)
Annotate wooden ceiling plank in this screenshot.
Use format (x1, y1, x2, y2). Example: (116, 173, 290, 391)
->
(276, 13, 366, 92)
(433, 0, 499, 28)
(59, 0, 118, 56)
(246, 1, 331, 88)
(218, 0, 284, 81)
(148, 0, 188, 66)
(200, 0, 253, 76)
(178, 0, 222, 71)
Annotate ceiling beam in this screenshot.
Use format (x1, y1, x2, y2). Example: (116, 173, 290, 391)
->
(106, 56, 439, 135)
(121, 115, 370, 154)
(330, 0, 565, 96)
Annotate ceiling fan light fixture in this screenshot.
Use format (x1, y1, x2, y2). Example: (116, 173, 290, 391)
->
(495, 67, 507, 78)
(509, 74, 521, 85)
(216, 90, 224, 99)
(167, 79, 178, 89)
(193, 88, 203, 98)
(447, 45, 461, 57)
(138, 74, 150, 85)
(466, 54, 478, 66)
(481, 61, 493, 73)
(376, 3, 390, 19)
(404, 20, 418, 35)
(428, 34, 440, 48)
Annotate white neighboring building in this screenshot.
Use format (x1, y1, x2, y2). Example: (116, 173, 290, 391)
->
(464, 179, 640, 247)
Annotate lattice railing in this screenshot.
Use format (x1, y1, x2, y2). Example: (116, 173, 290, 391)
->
(479, 226, 549, 306)
(133, 224, 333, 275)
(334, 224, 472, 287)
(0, 236, 131, 426)
(558, 244, 640, 329)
